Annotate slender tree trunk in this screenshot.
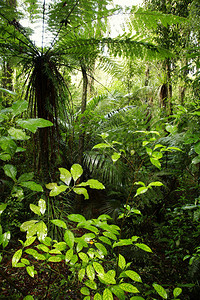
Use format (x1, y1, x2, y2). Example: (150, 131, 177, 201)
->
(78, 65, 88, 166)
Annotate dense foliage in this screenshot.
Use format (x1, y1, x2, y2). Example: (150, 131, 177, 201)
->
(0, 0, 200, 299)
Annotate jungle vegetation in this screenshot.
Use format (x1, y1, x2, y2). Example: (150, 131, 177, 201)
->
(0, 0, 200, 299)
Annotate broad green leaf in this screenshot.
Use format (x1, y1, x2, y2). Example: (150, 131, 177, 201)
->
(20, 220, 38, 232)
(49, 249, 62, 254)
(17, 118, 53, 133)
(146, 147, 152, 156)
(78, 268, 85, 282)
(38, 199, 46, 215)
(8, 127, 29, 140)
(93, 143, 110, 149)
(125, 270, 142, 282)
(24, 236, 37, 247)
(100, 133, 109, 139)
(83, 297, 90, 300)
(165, 124, 177, 134)
(46, 182, 57, 189)
(0, 153, 11, 161)
(49, 185, 67, 196)
(21, 258, 30, 265)
(135, 187, 148, 197)
(51, 219, 67, 229)
(87, 265, 95, 280)
(68, 214, 86, 223)
(94, 293, 102, 300)
(3, 164, 17, 180)
(0, 87, 16, 95)
(134, 181, 145, 186)
(113, 239, 132, 248)
(84, 280, 97, 290)
(119, 283, 139, 293)
(152, 151, 163, 159)
(103, 288, 113, 300)
(130, 297, 145, 300)
(64, 230, 74, 248)
(48, 256, 62, 262)
(135, 243, 152, 253)
(0, 203, 7, 215)
(98, 272, 116, 284)
(70, 254, 78, 265)
(36, 244, 49, 252)
(80, 179, 105, 190)
(74, 188, 89, 199)
(18, 172, 34, 183)
(54, 242, 67, 251)
(95, 243, 107, 255)
(23, 295, 34, 300)
(11, 100, 28, 116)
(79, 252, 89, 263)
(194, 142, 200, 155)
(173, 287, 182, 298)
(2, 231, 10, 248)
(36, 221, 47, 241)
(111, 286, 125, 300)
(12, 249, 22, 267)
(118, 254, 126, 269)
(153, 283, 168, 299)
(25, 249, 46, 260)
(93, 262, 104, 275)
(30, 204, 41, 216)
(103, 231, 117, 240)
(148, 181, 163, 187)
(98, 236, 112, 245)
(0, 137, 17, 156)
(150, 157, 161, 169)
(43, 237, 52, 247)
(59, 168, 72, 185)
(21, 181, 43, 192)
(65, 248, 73, 262)
(82, 233, 96, 242)
(112, 152, 121, 163)
(192, 156, 200, 164)
(26, 266, 35, 278)
(81, 287, 90, 295)
(70, 164, 83, 182)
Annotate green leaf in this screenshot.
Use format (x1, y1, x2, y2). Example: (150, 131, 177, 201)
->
(49, 184, 67, 196)
(150, 157, 161, 169)
(80, 179, 105, 190)
(103, 288, 113, 300)
(0, 153, 11, 161)
(135, 187, 148, 197)
(98, 236, 112, 245)
(113, 239, 132, 248)
(36, 244, 49, 253)
(194, 142, 200, 155)
(65, 248, 73, 262)
(93, 262, 104, 275)
(3, 164, 17, 180)
(59, 168, 72, 185)
(38, 199, 46, 215)
(8, 127, 29, 140)
(111, 286, 125, 300)
(79, 252, 89, 263)
(87, 265, 95, 280)
(0, 203, 7, 215)
(100, 133, 109, 139)
(135, 243, 152, 253)
(111, 152, 121, 163)
(125, 270, 142, 282)
(21, 258, 30, 265)
(84, 280, 97, 290)
(148, 181, 163, 187)
(74, 187, 89, 199)
(165, 124, 177, 134)
(70, 164, 83, 182)
(36, 221, 47, 241)
(173, 287, 182, 298)
(130, 297, 145, 300)
(95, 243, 107, 255)
(98, 272, 116, 284)
(49, 249, 62, 254)
(119, 283, 139, 293)
(26, 265, 35, 278)
(20, 220, 38, 232)
(17, 118, 53, 133)
(18, 172, 34, 183)
(67, 214, 86, 223)
(2, 231, 10, 248)
(153, 283, 168, 299)
(21, 181, 43, 192)
(25, 249, 46, 260)
(12, 249, 22, 267)
(103, 231, 117, 240)
(30, 204, 41, 216)
(48, 256, 62, 262)
(118, 254, 126, 269)
(93, 143, 110, 149)
(24, 236, 37, 247)
(0, 137, 17, 156)
(51, 219, 67, 229)
(11, 100, 28, 116)
(94, 293, 102, 300)
(64, 230, 74, 248)
(53, 242, 67, 251)
(81, 287, 90, 295)
(23, 295, 34, 300)
(78, 268, 85, 282)
(192, 156, 200, 164)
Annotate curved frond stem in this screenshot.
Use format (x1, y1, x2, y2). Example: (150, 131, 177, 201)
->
(42, 0, 46, 54)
